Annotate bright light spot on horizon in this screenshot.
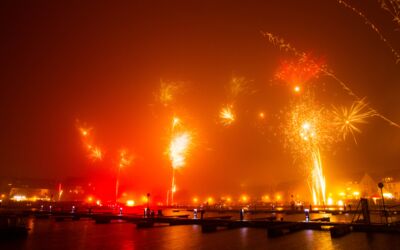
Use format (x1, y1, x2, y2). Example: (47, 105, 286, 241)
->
(12, 195, 27, 201)
(383, 193, 394, 199)
(126, 200, 135, 206)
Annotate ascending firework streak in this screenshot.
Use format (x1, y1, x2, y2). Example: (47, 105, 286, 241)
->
(261, 31, 400, 128)
(168, 117, 192, 205)
(336, 0, 400, 63)
(115, 150, 133, 202)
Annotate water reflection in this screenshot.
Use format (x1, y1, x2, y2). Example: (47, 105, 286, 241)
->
(1, 218, 400, 250)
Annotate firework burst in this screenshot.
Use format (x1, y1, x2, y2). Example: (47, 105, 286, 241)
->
(263, 31, 400, 128)
(157, 80, 182, 107)
(167, 117, 193, 205)
(219, 104, 236, 126)
(333, 98, 377, 142)
(77, 121, 103, 161)
(284, 94, 333, 205)
(275, 54, 325, 90)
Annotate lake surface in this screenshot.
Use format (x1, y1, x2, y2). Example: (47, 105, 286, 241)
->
(1, 217, 400, 250)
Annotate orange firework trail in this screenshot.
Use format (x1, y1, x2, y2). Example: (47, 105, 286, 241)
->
(262, 31, 400, 128)
(336, 0, 400, 63)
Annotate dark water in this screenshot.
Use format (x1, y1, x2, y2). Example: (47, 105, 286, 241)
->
(1, 218, 400, 250)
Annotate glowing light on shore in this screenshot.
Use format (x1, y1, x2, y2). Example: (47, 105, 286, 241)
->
(383, 193, 394, 199)
(126, 200, 135, 206)
(12, 195, 27, 201)
(219, 105, 235, 126)
(192, 197, 198, 203)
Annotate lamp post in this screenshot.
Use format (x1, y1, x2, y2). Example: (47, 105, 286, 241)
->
(378, 182, 388, 225)
(147, 193, 150, 210)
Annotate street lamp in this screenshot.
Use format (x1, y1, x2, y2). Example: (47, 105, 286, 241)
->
(378, 182, 388, 225)
(147, 193, 150, 210)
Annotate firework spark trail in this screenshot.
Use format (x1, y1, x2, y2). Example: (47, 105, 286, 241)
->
(336, 0, 400, 63)
(156, 80, 182, 107)
(333, 98, 377, 142)
(77, 122, 103, 161)
(311, 149, 326, 205)
(261, 31, 400, 128)
(219, 76, 252, 126)
(377, 0, 400, 28)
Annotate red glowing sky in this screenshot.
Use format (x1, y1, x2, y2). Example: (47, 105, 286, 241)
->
(0, 0, 399, 196)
